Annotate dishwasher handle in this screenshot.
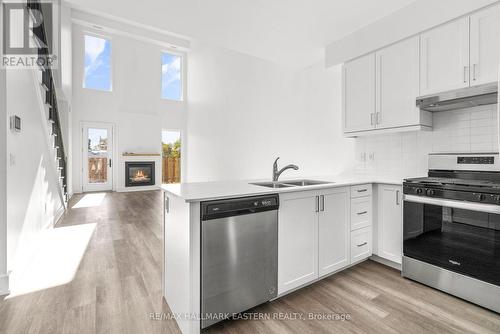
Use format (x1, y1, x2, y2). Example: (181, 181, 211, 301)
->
(201, 194, 279, 220)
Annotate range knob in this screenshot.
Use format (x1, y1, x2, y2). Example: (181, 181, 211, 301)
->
(495, 195, 500, 203)
(426, 189, 435, 196)
(475, 193, 485, 201)
(416, 188, 423, 195)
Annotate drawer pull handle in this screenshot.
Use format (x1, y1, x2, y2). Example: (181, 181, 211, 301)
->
(357, 189, 367, 193)
(357, 211, 368, 215)
(357, 242, 367, 247)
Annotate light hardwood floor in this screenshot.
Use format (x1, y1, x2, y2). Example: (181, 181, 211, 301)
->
(1, 190, 499, 334)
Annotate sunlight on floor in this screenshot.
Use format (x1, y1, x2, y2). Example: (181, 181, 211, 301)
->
(7, 223, 97, 298)
(72, 192, 106, 209)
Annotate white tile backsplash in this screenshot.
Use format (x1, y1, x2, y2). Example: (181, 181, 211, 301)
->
(355, 104, 499, 179)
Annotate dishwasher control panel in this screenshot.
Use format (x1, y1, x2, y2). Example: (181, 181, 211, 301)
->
(201, 194, 279, 220)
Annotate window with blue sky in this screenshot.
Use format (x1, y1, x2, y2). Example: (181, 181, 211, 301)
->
(161, 53, 182, 101)
(84, 35, 111, 91)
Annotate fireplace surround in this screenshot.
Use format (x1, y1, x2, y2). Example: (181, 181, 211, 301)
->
(125, 161, 155, 187)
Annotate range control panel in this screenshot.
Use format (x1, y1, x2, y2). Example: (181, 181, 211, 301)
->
(457, 156, 495, 165)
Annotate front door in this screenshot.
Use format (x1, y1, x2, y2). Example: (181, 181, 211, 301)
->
(82, 123, 114, 192)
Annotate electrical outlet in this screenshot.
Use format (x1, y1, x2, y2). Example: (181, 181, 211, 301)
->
(369, 152, 375, 161)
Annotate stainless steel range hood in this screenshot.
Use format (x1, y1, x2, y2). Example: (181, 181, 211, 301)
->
(416, 82, 498, 112)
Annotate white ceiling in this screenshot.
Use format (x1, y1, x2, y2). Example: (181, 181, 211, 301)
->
(67, 0, 417, 67)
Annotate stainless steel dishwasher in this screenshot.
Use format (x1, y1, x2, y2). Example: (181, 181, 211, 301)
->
(201, 194, 279, 329)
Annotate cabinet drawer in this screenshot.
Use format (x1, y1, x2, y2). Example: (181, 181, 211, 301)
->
(351, 197, 371, 231)
(351, 227, 372, 263)
(351, 184, 372, 198)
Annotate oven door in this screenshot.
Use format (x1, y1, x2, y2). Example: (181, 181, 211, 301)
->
(403, 195, 500, 286)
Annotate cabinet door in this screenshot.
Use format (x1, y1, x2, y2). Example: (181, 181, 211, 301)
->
(470, 4, 500, 86)
(278, 191, 319, 294)
(343, 53, 376, 133)
(376, 37, 420, 128)
(420, 18, 470, 95)
(318, 188, 350, 277)
(377, 185, 403, 264)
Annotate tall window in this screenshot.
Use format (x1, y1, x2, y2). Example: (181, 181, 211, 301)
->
(162, 130, 181, 184)
(84, 35, 112, 91)
(161, 52, 182, 101)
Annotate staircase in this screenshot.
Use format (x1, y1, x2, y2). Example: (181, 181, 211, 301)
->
(28, 0, 69, 206)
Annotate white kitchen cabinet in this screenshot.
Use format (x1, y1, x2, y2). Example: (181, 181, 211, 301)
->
(318, 187, 350, 277)
(470, 4, 500, 86)
(351, 184, 372, 198)
(376, 37, 431, 129)
(343, 53, 376, 133)
(377, 184, 403, 264)
(351, 197, 371, 231)
(278, 191, 319, 294)
(350, 227, 372, 263)
(279, 187, 351, 294)
(343, 38, 431, 137)
(420, 17, 470, 95)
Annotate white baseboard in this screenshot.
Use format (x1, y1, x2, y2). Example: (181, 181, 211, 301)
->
(54, 205, 65, 225)
(370, 255, 402, 271)
(0, 273, 10, 296)
(42, 205, 66, 229)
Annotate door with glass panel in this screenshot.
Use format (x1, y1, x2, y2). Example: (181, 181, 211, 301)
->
(82, 123, 114, 192)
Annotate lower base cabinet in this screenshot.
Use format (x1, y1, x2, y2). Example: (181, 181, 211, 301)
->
(278, 191, 319, 294)
(350, 184, 373, 263)
(278, 183, 404, 295)
(318, 188, 350, 277)
(376, 184, 403, 264)
(278, 187, 349, 294)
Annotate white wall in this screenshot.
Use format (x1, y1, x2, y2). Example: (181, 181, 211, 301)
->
(186, 41, 356, 182)
(354, 105, 499, 179)
(325, 0, 499, 66)
(71, 23, 187, 192)
(0, 0, 8, 295)
(6, 68, 65, 275)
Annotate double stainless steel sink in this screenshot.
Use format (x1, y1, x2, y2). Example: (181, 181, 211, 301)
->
(250, 179, 333, 188)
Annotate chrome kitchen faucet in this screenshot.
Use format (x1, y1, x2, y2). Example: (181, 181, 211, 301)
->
(272, 157, 299, 181)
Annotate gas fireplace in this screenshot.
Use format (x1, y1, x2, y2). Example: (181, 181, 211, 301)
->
(125, 162, 155, 187)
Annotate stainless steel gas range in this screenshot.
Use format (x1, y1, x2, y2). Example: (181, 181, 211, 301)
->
(402, 153, 500, 313)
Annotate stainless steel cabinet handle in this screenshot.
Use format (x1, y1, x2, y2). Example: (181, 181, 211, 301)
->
(357, 242, 367, 247)
(473, 64, 477, 81)
(165, 196, 170, 213)
(357, 189, 367, 193)
(396, 190, 400, 205)
(320, 195, 325, 212)
(376, 112, 381, 125)
(315, 196, 319, 212)
(370, 113, 374, 126)
(357, 211, 368, 215)
(463, 66, 468, 83)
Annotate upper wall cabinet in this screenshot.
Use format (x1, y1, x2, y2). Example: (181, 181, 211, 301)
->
(376, 36, 429, 129)
(470, 5, 500, 86)
(420, 18, 470, 95)
(343, 53, 376, 133)
(343, 38, 430, 136)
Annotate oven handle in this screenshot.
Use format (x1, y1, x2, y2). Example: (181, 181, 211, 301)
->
(404, 195, 500, 214)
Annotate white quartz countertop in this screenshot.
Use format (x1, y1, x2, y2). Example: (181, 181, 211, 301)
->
(161, 175, 409, 202)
